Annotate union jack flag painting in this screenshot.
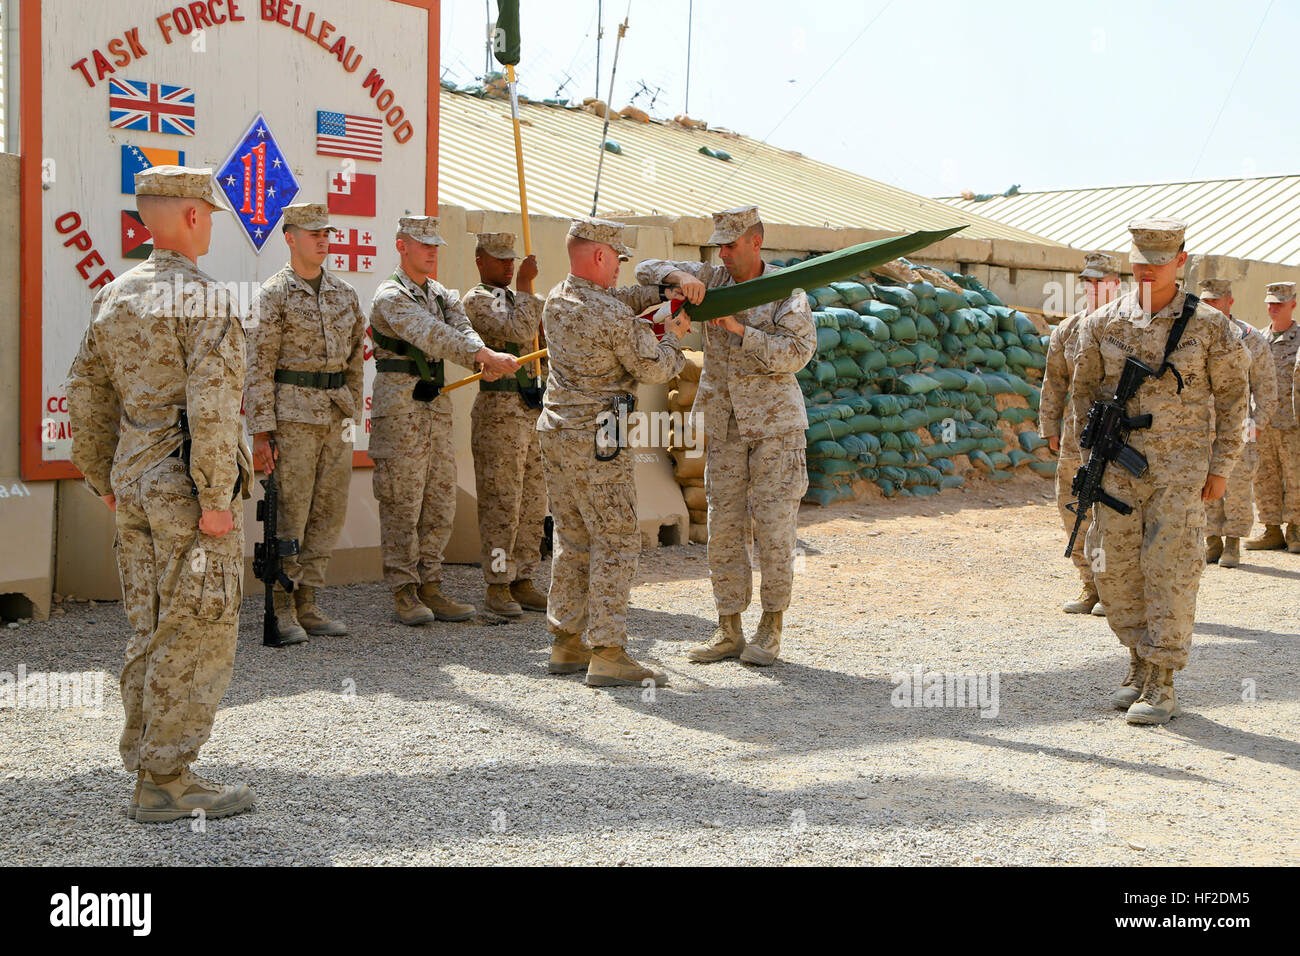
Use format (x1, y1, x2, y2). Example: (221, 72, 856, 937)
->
(108, 79, 196, 137)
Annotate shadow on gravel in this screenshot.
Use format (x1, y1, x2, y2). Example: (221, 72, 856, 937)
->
(1162, 714, 1300, 773)
(1212, 562, 1300, 581)
(950, 731, 1217, 784)
(1194, 620, 1300, 648)
(0, 762, 1068, 866)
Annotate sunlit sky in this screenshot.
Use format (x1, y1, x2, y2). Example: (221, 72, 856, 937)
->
(440, 0, 1293, 197)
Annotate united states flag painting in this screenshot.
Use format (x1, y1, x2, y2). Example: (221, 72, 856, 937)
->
(316, 111, 383, 162)
(108, 79, 196, 137)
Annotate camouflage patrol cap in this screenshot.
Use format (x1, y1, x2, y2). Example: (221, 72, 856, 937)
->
(397, 215, 446, 246)
(1265, 281, 1296, 303)
(134, 165, 231, 212)
(1198, 277, 1232, 299)
(568, 217, 633, 259)
(476, 232, 520, 259)
(707, 205, 761, 245)
(1127, 218, 1187, 266)
(282, 202, 337, 232)
(1079, 252, 1119, 279)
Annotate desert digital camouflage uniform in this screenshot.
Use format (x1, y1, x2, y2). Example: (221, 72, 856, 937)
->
(1256, 301, 1300, 528)
(1072, 283, 1248, 671)
(1040, 309, 1093, 582)
(368, 225, 486, 591)
(635, 208, 815, 618)
(465, 236, 547, 589)
(1207, 316, 1275, 537)
(245, 208, 366, 594)
(65, 172, 252, 777)
(539, 223, 684, 649)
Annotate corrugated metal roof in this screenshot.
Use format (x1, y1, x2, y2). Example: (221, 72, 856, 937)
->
(438, 89, 1058, 244)
(939, 176, 1300, 265)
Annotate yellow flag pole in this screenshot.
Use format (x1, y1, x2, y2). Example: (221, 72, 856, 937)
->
(444, 348, 548, 394)
(505, 63, 542, 379)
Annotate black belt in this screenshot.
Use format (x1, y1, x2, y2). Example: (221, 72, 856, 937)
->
(375, 359, 423, 375)
(275, 369, 346, 389)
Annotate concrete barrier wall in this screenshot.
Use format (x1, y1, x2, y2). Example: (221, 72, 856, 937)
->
(6, 180, 1300, 612)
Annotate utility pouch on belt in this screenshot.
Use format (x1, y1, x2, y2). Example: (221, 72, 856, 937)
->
(595, 393, 635, 461)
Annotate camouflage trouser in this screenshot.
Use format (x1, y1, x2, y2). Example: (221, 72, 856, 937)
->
(539, 429, 638, 648)
(1253, 425, 1300, 526)
(1055, 455, 1093, 583)
(1084, 473, 1205, 670)
(705, 415, 808, 615)
(471, 392, 547, 585)
(273, 412, 352, 589)
(114, 456, 243, 775)
(370, 407, 456, 589)
(1207, 440, 1259, 537)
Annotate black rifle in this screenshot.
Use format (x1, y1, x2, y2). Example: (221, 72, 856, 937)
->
(252, 449, 305, 647)
(1065, 356, 1157, 558)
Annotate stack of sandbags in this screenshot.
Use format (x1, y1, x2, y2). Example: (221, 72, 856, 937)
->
(666, 350, 708, 543)
(774, 258, 1053, 505)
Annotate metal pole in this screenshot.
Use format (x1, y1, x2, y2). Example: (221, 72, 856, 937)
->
(591, 14, 628, 216)
(595, 0, 603, 101)
(685, 0, 692, 115)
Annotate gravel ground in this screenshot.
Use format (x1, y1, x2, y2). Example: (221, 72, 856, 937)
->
(2, 476, 1298, 865)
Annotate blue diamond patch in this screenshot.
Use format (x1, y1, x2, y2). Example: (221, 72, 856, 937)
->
(217, 113, 299, 252)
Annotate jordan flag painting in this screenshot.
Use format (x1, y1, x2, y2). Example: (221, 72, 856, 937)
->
(120, 210, 152, 259)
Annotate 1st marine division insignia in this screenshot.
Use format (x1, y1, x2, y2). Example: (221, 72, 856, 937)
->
(217, 113, 300, 252)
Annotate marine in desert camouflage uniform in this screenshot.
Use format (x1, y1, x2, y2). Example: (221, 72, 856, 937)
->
(1198, 278, 1277, 568)
(636, 206, 816, 666)
(66, 166, 255, 822)
(1245, 282, 1300, 553)
(245, 202, 366, 640)
(1071, 219, 1248, 725)
(367, 216, 519, 625)
(539, 217, 688, 686)
(1038, 251, 1122, 615)
(464, 232, 549, 617)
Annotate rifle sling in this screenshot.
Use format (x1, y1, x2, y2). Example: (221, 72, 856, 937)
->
(1153, 293, 1199, 393)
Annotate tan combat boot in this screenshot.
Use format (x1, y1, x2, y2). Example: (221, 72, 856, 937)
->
(740, 611, 782, 666)
(1287, 524, 1300, 554)
(1220, 536, 1241, 568)
(393, 583, 435, 626)
(1111, 648, 1148, 711)
(547, 629, 591, 675)
(1091, 602, 1107, 617)
(272, 587, 308, 643)
(1062, 581, 1099, 614)
(484, 583, 522, 618)
(510, 579, 548, 612)
(1126, 664, 1180, 725)
(126, 770, 143, 820)
(135, 768, 255, 823)
(586, 645, 668, 687)
(1245, 524, 1285, 550)
(418, 583, 475, 622)
(295, 586, 348, 636)
(1204, 534, 1223, 564)
(686, 613, 745, 663)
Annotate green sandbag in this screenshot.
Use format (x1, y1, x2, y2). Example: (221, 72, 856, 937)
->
(814, 361, 837, 384)
(816, 327, 841, 354)
(994, 310, 1018, 334)
(857, 432, 882, 454)
(845, 414, 880, 434)
(872, 285, 918, 310)
(915, 314, 940, 338)
(867, 394, 902, 416)
(1021, 332, 1045, 354)
(889, 316, 919, 344)
(1022, 352, 1046, 370)
(878, 479, 897, 497)
(858, 350, 888, 374)
(950, 437, 978, 455)
(924, 443, 953, 460)
(807, 287, 842, 308)
(840, 433, 868, 457)
(809, 440, 848, 459)
(962, 289, 987, 308)
(975, 408, 999, 428)
(932, 457, 955, 474)
(829, 281, 871, 305)
(916, 298, 940, 317)
(896, 373, 941, 395)
(909, 281, 937, 300)
(982, 350, 1006, 369)
(978, 436, 1005, 453)
(824, 306, 861, 327)
(796, 365, 813, 383)
(1014, 314, 1038, 338)
(926, 406, 954, 425)
(808, 389, 834, 404)
(879, 465, 907, 484)
(912, 342, 940, 364)
(832, 356, 863, 382)
(974, 331, 995, 350)
(941, 333, 964, 357)
(819, 458, 861, 476)
(804, 486, 850, 506)
(899, 431, 922, 451)
(839, 328, 874, 354)
(971, 279, 1004, 307)
(1029, 459, 1058, 476)
(945, 310, 973, 335)
(874, 367, 898, 385)
(911, 485, 939, 497)
(964, 346, 988, 366)
(939, 474, 965, 489)
(1005, 346, 1034, 367)
(814, 311, 838, 329)
(857, 314, 890, 342)
(879, 433, 901, 452)
(1019, 431, 1048, 452)
(806, 419, 842, 443)
(862, 300, 901, 323)
(989, 452, 1011, 469)
(885, 346, 916, 368)
(900, 408, 930, 430)
(935, 288, 965, 312)
(976, 372, 1016, 394)
(999, 407, 1037, 424)
(969, 449, 994, 472)
(1008, 449, 1035, 467)
(877, 449, 905, 467)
